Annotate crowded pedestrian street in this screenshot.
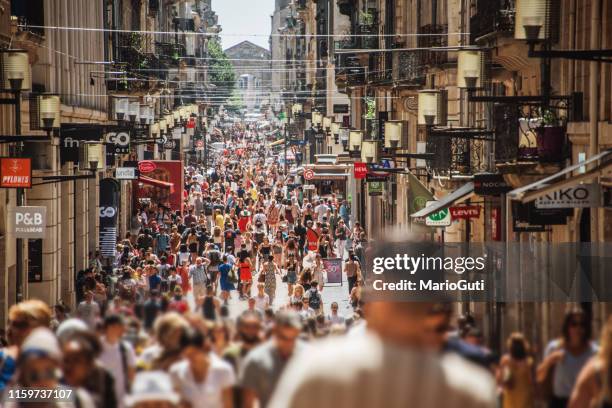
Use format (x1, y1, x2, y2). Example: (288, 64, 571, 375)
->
(1, 0, 612, 407)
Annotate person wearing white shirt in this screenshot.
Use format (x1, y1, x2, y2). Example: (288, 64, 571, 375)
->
(314, 201, 329, 223)
(169, 329, 235, 408)
(326, 302, 345, 326)
(98, 315, 136, 408)
(254, 283, 270, 311)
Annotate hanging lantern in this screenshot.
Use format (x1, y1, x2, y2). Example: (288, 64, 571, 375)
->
(323, 116, 332, 131)
(128, 101, 140, 122)
(339, 127, 350, 147)
(173, 110, 181, 122)
(0, 49, 31, 91)
(165, 114, 174, 128)
(114, 97, 129, 121)
(159, 119, 167, 133)
(38, 94, 61, 130)
(151, 122, 160, 137)
(292, 103, 303, 116)
(515, 0, 550, 41)
(140, 105, 151, 125)
(384, 120, 403, 149)
(312, 111, 322, 126)
(361, 139, 379, 163)
(457, 50, 483, 89)
(417, 90, 440, 126)
(349, 130, 363, 152)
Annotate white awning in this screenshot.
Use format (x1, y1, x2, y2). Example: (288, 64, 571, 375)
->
(507, 149, 612, 202)
(411, 182, 475, 218)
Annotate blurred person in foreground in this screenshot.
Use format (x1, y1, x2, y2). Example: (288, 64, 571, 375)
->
(169, 328, 235, 408)
(125, 371, 180, 408)
(0, 300, 52, 391)
(569, 316, 612, 407)
(3, 327, 95, 407)
(497, 332, 535, 408)
(240, 311, 305, 408)
(537, 308, 597, 408)
(269, 301, 495, 408)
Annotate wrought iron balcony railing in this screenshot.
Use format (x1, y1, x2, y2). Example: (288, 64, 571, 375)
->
(470, 0, 515, 42)
(395, 50, 426, 86)
(368, 51, 393, 84)
(417, 24, 448, 66)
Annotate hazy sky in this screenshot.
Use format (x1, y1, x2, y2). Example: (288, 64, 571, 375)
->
(213, 0, 276, 51)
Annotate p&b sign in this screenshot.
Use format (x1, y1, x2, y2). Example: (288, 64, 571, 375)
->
(535, 184, 600, 209)
(9, 206, 47, 238)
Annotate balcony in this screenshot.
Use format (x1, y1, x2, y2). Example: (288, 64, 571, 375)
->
(417, 24, 448, 67)
(368, 51, 393, 85)
(156, 41, 186, 67)
(173, 18, 195, 32)
(470, 0, 515, 43)
(394, 50, 426, 86)
(426, 136, 492, 175)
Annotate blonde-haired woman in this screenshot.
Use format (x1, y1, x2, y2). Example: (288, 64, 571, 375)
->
(570, 316, 612, 408)
(497, 332, 534, 408)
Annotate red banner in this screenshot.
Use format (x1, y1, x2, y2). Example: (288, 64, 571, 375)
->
(450, 206, 481, 220)
(134, 160, 184, 212)
(353, 162, 367, 179)
(0, 158, 32, 188)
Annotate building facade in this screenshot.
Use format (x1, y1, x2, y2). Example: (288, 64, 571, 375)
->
(277, 0, 612, 352)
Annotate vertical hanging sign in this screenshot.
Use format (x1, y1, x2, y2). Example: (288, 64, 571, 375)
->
(99, 178, 119, 259)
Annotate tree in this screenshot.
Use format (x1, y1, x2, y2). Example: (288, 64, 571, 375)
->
(226, 89, 246, 114)
(208, 39, 236, 106)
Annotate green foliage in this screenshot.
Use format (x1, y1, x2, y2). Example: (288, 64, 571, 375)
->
(226, 89, 245, 113)
(208, 39, 236, 106)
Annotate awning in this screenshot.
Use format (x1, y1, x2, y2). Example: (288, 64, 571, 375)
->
(269, 138, 285, 147)
(508, 149, 612, 203)
(139, 175, 175, 193)
(411, 182, 475, 218)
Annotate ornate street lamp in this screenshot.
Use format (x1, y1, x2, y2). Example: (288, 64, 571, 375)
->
(384, 120, 403, 149)
(128, 101, 140, 123)
(38, 94, 61, 131)
(349, 130, 363, 153)
(0, 49, 31, 91)
(361, 139, 379, 163)
(331, 122, 340, 143)
(322, 116, 332, 133)
(418, 90, 441, 126)
(457, 50, 484, 90)
(113, 96, 129, 121)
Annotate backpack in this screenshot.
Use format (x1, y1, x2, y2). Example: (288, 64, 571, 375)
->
(308, 289, 321, 310)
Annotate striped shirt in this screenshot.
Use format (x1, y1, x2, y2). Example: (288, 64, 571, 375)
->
(189, 265, 208, 285)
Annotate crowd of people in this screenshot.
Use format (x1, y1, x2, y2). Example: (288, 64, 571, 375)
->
(0, 123, 610, 408)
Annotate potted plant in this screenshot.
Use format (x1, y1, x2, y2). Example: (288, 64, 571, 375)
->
(359, 10, 375, 27)
(536, 108, 565, 162)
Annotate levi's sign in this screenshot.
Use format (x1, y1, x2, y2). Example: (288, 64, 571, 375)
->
(535, 184, 600, 209)
(450, 206, 481, 220)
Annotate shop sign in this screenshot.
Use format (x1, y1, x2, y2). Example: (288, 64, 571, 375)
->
(99, 178, 119, 258)
(535, 184, 600, 209)
(474, 173, 512, 195)
(115, 167, 138, 180)
(513, 219, 546, 232)
(425, 201, 451, 227)
(353, 162, 367, 179)
(0, 158, 32, 188)
(105, 130, 131, 155)
(10, 206, 46, 238)
(138, 160, 157, 173)
(366, 173, 388, 182)
(368, 181, 384, 196)
(450, 206, 481, 220)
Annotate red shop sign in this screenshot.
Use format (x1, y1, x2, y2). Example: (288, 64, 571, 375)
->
(138, 160, 157, 173)
(353, 162, 367, 179)
(0, 158, 32, 188)
(187, 118, 195, 129)
(450, 206, 481, 220)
